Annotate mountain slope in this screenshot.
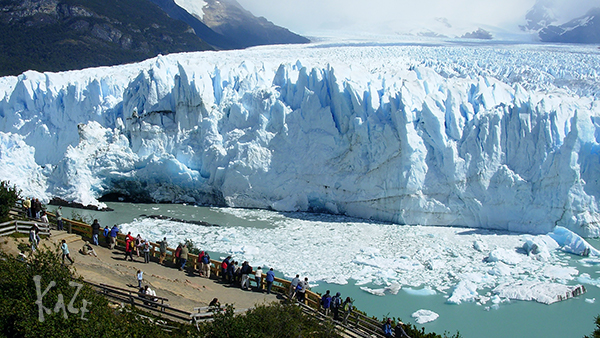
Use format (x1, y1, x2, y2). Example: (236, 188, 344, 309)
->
(0, 0, 213, 76)
(539, 8, 600, 43)
(147, 0, 238, 49)
(168, 0, 310, 49)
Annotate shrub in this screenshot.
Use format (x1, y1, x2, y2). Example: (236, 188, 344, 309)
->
(0, 181, 20, 222)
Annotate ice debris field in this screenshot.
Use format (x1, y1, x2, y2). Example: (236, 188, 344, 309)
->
(1, 39, 600, 237)
(120, 207, 600, 310)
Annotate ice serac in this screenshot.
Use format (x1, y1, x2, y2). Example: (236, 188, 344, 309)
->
(0, 43, 600, 236)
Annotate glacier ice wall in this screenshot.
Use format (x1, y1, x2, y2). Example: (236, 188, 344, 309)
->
(1, 42, 600, 236)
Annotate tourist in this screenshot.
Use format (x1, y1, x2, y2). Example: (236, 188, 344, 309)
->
(226, 260, 235, 284)
(40, 210, 49, 224)
(234, 261, 242, 283)
(144, 285, 158, 303)
(91, 219, 100, 245)
(29, 225, 40, 252)
(321, 290, 332, 316)
(179, 243, 189, 271)
(297, 277, 308, 303)
(289, 274, 300, 299)
(395, 321, 411, 338)
(80, 241, 98, 257)
(254, 266, 263, 291)
(383, 318, 393, 338)
(342, 297, 353, 325)
(109, 224, 119, 249)
(135, 234, 143, 257)
(174, 244, 182, 266)
(331, 292, 342, 320)
(240, 261, 252, 290)
(265, 268, 275, 294)
(221, 256, 231, 280)
(124, 236, 134, 261)
(158, 237, 168, 265)
(31, 198, 40, 219)
(209, 297, 220, 308)
(202, 252, 211, 278)
(23, 197, 31, 218)
(102, 226, 109, 245)
(56, 206, 63, 230)
(61, 239, 74, 264)
(137, 269, 143, 288)
(143, 239, 151, 263)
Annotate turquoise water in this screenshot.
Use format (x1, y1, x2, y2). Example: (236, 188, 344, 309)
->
(53, 202, 600, 338)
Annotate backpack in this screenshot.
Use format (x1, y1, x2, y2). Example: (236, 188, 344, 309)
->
(332, 296, 342, 308)
(222, 261, 228, 269)
(129, 241, 135, 250)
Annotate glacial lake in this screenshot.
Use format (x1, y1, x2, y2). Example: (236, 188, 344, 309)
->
(53, 202, 600, 338)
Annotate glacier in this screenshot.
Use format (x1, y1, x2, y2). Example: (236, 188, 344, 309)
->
(1, 39, 600, 236)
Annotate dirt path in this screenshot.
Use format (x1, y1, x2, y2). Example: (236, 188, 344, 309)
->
(1, 230, 279, 312)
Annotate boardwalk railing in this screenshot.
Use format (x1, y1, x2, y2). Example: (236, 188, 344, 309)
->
(40, 205, 384, 336)
(0, 220, 51, 237)
(84, 280, 192, 322)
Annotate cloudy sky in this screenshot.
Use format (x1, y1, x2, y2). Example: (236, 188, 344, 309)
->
(236, 0, 599, 36)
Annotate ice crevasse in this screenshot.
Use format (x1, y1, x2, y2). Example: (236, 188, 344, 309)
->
(1, 44, 600, 236)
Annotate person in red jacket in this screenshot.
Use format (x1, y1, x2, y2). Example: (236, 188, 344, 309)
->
(125, 237, 134, 261)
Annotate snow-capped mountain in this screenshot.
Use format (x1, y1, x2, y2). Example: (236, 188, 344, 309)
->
(539, 7, 600, 43)
(151, 0, 309, 49)
(1, 40, 600, 236)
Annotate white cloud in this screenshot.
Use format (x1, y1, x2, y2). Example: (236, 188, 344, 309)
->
(236, 0, 599, 36)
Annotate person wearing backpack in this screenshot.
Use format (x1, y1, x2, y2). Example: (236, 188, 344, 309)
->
(296, 277, 308, 303)
(342, 297, 354, 325)
(202, 252, 211, 278)
(331, 292, 342, 321)
(125, 236, 134, 261)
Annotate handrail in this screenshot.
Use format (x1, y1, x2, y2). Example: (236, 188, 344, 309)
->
(0, 220, 51, 237)
(84, 280, 191, 322)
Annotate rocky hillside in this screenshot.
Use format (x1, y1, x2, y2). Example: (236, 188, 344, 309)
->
(149, 0, 310, 50)
(0, 0, 213, 76)
(539, 8, 600, 44)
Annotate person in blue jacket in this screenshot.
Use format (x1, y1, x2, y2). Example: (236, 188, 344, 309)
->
(321, 290, 332, 316)
(383, 318, 393, 337)
(109, 224, 119, 249)
(265, 268, 275, 294)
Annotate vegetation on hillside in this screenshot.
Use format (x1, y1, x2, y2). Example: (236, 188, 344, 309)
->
(0, 0, 213, 76)
(0, 181, 20, 222)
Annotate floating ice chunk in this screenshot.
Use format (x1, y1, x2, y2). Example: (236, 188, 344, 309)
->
(522, 234, 558, 261)
(486, 248, 522, 265)
(411, 309, 439, 324)
(360, 282, 401, 296)
(473, 240, 488, 253)
(493, 281, 586, 304)
(447, 280, 479, 304)
(542, 266, 578, 280)
(488, 261, 512, 276)
(548, 226, 600, 257)
(404, 286, 436, 296)
(586, 298, 596, 304)
(577, 273, 600, 287)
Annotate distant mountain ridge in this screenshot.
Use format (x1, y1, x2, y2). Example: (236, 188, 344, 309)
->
(150, 0, 309, 49)
(0, 0, 309, 76)
(539, 7, 600, 44)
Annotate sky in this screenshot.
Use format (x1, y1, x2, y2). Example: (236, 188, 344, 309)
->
(236, 0, 600, 36)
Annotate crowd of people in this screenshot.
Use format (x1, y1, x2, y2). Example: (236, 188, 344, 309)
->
(21, 202, 410, 336)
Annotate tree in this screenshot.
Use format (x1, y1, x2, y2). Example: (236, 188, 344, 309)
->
(0, 181, 20, 223)
(585, 316, 600, 338)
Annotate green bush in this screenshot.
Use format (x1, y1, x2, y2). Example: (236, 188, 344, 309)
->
(585, 316, 600, 338)
(0, 248, 193, 338)
(0, 181, 20, 223)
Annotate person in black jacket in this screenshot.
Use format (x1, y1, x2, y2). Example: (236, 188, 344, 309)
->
(91, 219, 101, 245)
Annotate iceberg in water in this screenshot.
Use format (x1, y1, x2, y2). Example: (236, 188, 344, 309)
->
(0, 41, 600, 236)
